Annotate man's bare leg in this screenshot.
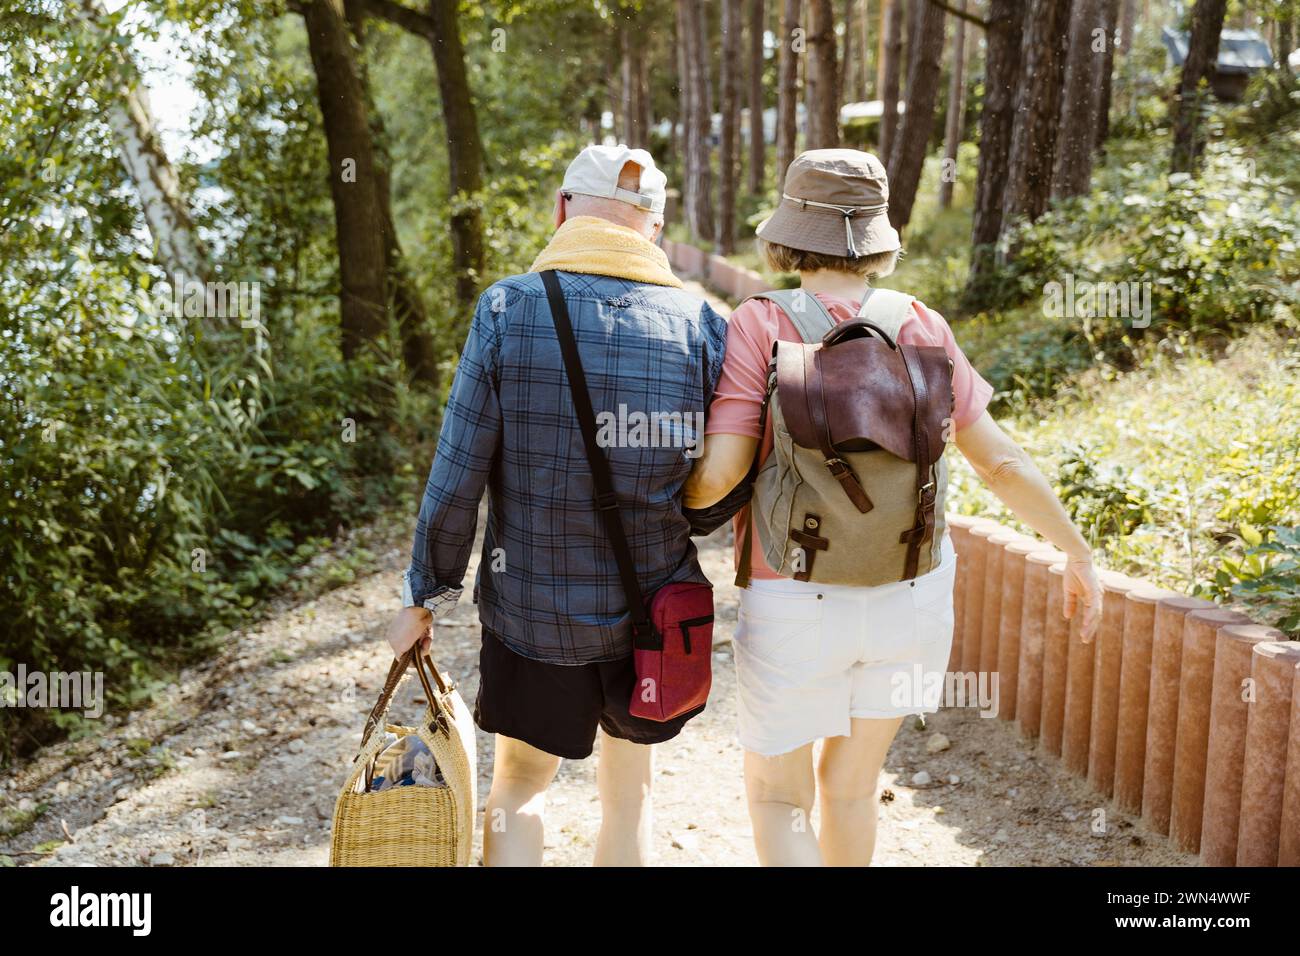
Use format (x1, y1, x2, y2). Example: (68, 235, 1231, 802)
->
(594, 729, 654, 866)
(483, 734, 562, 867)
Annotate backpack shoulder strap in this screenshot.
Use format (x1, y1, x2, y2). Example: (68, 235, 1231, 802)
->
(856, 287, 916, 342)
(748, 289, 837, 344)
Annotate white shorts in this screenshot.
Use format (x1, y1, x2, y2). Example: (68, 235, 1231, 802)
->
(734, 536, 957, 756)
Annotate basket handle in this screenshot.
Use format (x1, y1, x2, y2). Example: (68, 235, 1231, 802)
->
(358, 647, 451, 754)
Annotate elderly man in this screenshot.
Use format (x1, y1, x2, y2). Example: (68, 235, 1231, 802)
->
(385, 145, 728, 866)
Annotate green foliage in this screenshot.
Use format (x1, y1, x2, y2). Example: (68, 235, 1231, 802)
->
(876, 144, 981, 309)
(1212, 526, 1300, 636)
(1056, 447, 1154, 545)
(951, 304, 1096, 412)
(1226, 67, 1300, 143)
(966, 131, 1299, 395)
(0, 0, 522, 760)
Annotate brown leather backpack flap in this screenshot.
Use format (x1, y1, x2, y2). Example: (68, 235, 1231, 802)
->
(774, 339, 954, 465)
(911, 344, 956, 464)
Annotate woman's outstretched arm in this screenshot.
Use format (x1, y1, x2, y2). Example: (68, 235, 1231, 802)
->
(954, 411, 1103, 641)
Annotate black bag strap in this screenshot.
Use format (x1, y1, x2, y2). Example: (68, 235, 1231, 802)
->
(539, 270, 660, 650)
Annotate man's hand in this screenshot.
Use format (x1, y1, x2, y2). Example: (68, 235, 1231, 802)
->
(387, 606, 433, 658)
(1063, 556, 1103, 643)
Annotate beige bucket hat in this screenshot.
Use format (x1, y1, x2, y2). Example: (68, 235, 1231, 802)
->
(757, 149, 901, 259)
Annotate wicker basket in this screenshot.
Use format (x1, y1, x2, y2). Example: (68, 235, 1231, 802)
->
(330, 649, 476, 866)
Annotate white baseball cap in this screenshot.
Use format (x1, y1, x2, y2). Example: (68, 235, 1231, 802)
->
(560, 144, 667, 214)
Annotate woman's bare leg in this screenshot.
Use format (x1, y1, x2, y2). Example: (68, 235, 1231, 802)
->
(816, 717, 904, 866)
(483, 734, 561, 867)
(594, 729, 654, 866)
(744, 743, 822, 866)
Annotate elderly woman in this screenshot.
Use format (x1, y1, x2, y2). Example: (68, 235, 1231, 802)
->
(685, 149, 1103, 867)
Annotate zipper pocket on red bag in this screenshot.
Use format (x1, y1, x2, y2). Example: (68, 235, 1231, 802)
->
(676, 615, 714, 654)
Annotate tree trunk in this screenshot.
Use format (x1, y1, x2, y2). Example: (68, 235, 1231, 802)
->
(636, 27, 651, 138)
(1052, 0, 1107, 200)
(106, 87, 208, 284)
(1171, 0, 1228, 174)
(585, 93, 602, 144)
(748, 0, 767, 194)
(1001, 0, 1072, 232)
(301, 0, 389, 360)
(606, 42, 622, 144)
(719, 0, 742, 253)
(621, 20, 635, 143)
(967, 0, 1026, 295)
(679, 0, 716, 241)
(1118, 0, 1138, 53)
(425, 0, 487, 321)
(839, 0, 853, 104)
(938, 0, 968, 209)
(620, 13, 650, 148)
(884, 0, 943, 233)
(805, 0, 840, 148)
(1279, 15, 1294, 76)
(676, 0, 690, 192)
(345, 1, 439, 386)
(80, 0, 207, 289)
(362, 0, 488, 327)
(859, 0, 873, 100)
(1094, 0, 1122, 150)
(877, 0, 903, 159)
(776, 0, 802, 192)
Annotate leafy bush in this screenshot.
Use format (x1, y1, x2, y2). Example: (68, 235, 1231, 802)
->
(994, 147, 1298, 346)
(1055, 446, 1154, 545)
(948, 303, 1096, 412)
(0, 246, 425, 759)
(1226, 69, 1300, 143)
(1211, 525, 1300, 636)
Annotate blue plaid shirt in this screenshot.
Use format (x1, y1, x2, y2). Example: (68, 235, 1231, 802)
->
(405, 270, 729, 664)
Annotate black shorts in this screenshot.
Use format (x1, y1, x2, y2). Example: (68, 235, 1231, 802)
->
(473, 628, 705, 759)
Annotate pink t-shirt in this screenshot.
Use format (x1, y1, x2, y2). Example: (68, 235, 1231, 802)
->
(705, 291, 994, 581)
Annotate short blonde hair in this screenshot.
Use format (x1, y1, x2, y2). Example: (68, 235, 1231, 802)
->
(759, 239, 900, 279)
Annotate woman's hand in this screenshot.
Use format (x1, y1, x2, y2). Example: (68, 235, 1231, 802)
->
(1063, 556, 1103, 643)
(386, 606, 433, 658)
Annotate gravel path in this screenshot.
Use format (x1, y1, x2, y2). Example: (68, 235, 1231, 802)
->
(1, 514, 1194, 868)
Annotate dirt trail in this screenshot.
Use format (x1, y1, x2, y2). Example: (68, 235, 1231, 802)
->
(1, 512, 1193, 867)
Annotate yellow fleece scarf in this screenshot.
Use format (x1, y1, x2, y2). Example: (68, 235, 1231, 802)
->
(529, 216, 683, 289)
